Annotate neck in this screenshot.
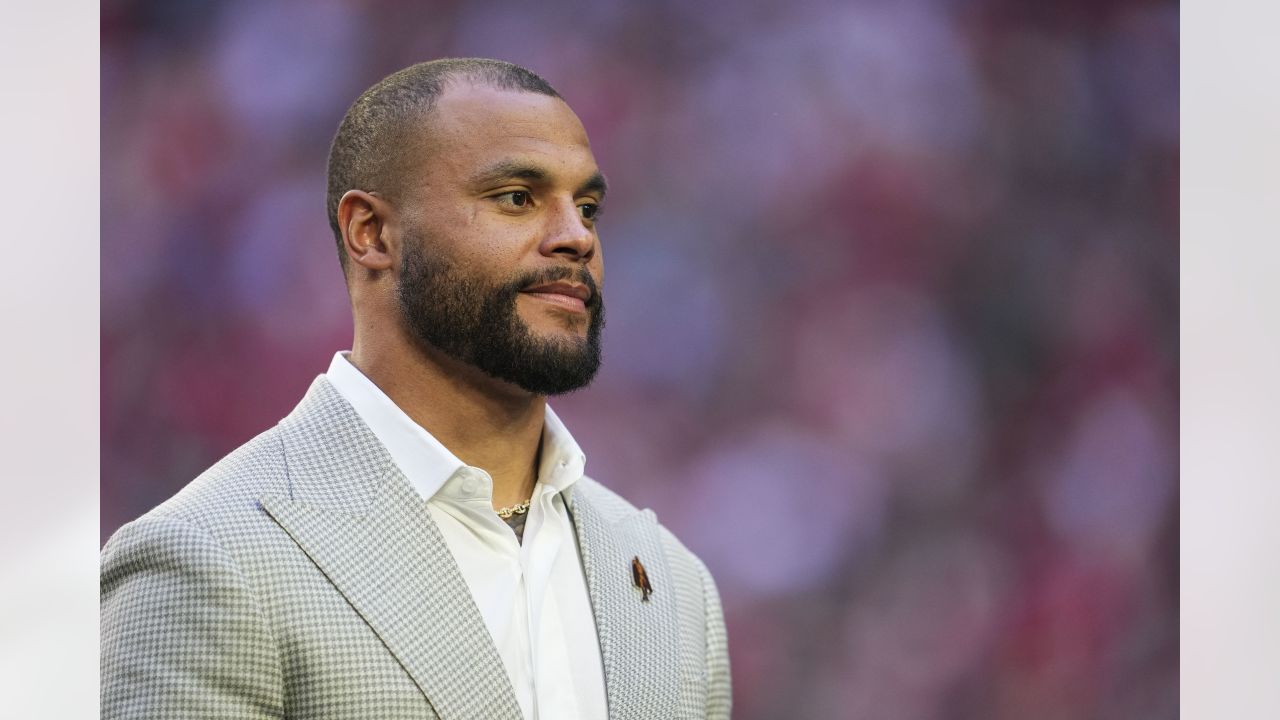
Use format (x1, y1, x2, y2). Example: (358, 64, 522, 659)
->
(348, 326, 544, 511)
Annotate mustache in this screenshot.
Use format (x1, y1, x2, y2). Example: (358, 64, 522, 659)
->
(509, 267, 602, 309)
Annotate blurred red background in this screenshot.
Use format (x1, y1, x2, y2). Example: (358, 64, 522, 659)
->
(102, 1, 1178, 717)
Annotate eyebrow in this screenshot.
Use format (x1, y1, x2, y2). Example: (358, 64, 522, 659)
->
(577, 171, 608, 200)
(469, 160, 608, 200)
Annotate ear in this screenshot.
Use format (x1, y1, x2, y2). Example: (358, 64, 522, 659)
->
(337, 190, 395, 272)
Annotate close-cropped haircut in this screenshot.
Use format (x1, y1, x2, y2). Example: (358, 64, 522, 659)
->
(325, 58, 561, 271)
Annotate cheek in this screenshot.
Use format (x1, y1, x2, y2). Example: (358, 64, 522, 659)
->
(590, 249, 604, 286)
(423, 210, 515, 265)
(460, 207, 532, 252)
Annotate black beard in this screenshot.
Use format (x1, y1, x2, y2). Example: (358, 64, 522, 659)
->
(396, 241, 604, 396)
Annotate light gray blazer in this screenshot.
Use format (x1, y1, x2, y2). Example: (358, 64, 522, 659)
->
(101, 377, 731, 719)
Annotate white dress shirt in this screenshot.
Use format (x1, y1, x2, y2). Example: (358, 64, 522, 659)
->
(325, 352, 608, 720)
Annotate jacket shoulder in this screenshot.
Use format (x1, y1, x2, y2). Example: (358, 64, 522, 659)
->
(101, 468, 286, 718)
(573, 474, 643, 522)
(574, 474, 708, 568)
(111, 425, 290, 546)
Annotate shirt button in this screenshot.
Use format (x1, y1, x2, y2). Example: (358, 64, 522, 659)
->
(458, 469, 479, 496)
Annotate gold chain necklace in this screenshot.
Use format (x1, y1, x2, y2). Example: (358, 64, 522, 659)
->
(496, 500, 531, 519)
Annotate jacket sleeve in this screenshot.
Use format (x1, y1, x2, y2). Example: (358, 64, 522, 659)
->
(101, 513, 285, 719)
(699, 559, 732, 720)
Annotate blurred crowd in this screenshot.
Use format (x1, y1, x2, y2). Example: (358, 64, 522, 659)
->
(102, 0, 1178, 717)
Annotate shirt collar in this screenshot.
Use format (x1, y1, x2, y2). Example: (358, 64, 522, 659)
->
(324, 352, 586, 503)
(539, 403, 587, 501)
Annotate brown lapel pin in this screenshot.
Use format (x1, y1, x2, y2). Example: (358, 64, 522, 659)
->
(631, 556, 653, 602)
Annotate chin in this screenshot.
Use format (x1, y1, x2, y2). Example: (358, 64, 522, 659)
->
(520, 308, 591, 335)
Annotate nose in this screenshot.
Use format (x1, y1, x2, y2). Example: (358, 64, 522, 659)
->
(538, 198, 597, 263)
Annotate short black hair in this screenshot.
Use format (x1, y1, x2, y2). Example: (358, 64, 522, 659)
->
(325, 58, 561, 270)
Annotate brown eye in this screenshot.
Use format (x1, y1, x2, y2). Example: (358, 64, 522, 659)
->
(506, 191, 530, 207)
(579, 202, 599, 220)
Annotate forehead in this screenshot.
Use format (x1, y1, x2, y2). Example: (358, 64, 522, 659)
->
(412, 83, 596, 182)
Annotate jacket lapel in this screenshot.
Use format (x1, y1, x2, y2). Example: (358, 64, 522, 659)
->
(570, 488, 682, 720)
(260, 378, 522, 720)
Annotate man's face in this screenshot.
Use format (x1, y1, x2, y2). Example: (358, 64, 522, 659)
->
(391, 84, 607, 395)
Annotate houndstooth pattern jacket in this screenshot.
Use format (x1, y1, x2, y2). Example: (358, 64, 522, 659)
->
(101, 376, 731, 719)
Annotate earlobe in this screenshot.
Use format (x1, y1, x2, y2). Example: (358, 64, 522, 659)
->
(338, 190, 395, 272)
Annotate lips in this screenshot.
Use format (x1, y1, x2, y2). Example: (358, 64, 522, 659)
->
(520, 281, 592, 303)
(519, 280, 593, 314)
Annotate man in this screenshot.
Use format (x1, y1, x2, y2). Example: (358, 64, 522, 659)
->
(101, 58, 730, 720)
